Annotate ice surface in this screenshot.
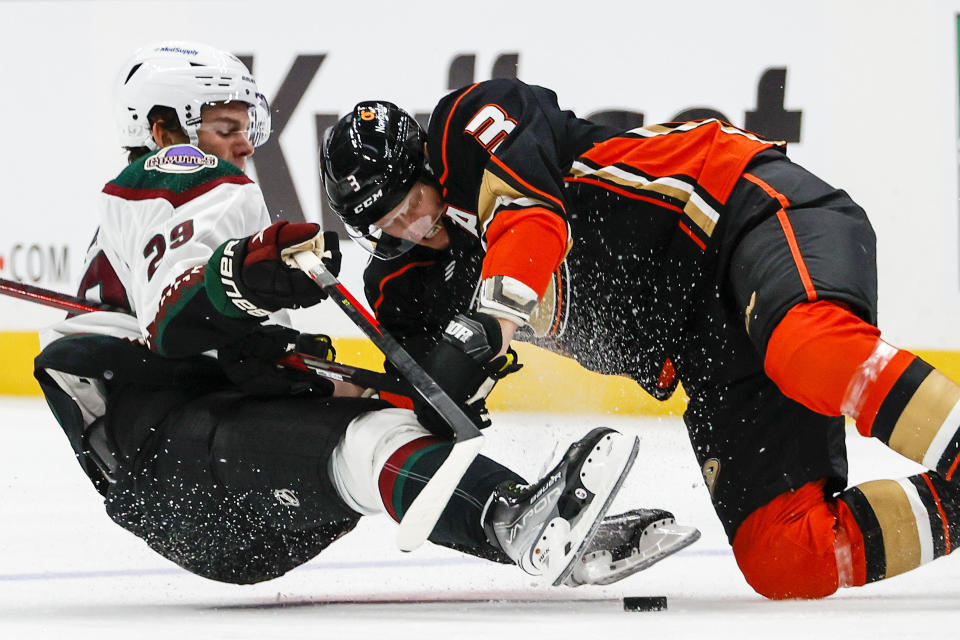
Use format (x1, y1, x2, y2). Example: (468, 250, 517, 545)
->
(2, 398, 958, 639)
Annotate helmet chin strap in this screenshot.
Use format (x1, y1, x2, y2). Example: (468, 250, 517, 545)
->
(179, 110, 202, 148)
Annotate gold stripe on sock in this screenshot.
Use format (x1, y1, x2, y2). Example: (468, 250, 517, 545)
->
(888, 370, 960, 464)
(857, 479, 922, 578)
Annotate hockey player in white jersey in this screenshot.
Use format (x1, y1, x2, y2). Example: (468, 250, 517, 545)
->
(33, 40, 696, 587)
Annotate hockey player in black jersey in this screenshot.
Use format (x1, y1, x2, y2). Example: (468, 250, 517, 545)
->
(33, 42, 689, 589)
(321, 81, 960, 598)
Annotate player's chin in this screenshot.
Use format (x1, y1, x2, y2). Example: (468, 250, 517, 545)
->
(421, 223, 449, 249)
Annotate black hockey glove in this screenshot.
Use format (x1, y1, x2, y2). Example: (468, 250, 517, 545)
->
(414, 311, 523, 436)
(210, 221, 341, 316)
(218, 325, 336, 397)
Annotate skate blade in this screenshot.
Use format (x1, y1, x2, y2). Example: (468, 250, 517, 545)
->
(549, 434, 640, 587)
(569, 522, 701, 586)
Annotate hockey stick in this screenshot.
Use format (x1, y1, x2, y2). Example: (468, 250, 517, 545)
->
(290, 251, 485, 552)
(278, 353, 406, 394)
(0, 276, 405, 393)
(4, 269, 482, 549)
(0, 277, 129, 315)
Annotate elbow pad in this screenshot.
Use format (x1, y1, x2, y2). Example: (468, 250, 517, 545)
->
(476, 275, 539, 326)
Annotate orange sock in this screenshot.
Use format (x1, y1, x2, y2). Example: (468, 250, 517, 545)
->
(765, 301, 960, 477)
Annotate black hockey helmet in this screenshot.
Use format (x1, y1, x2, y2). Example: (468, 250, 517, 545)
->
(320, 101, 434, 258)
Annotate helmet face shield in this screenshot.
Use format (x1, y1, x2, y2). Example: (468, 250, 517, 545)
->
(375, 183, 443, 242)
(247, 92, 272, 147)
(344, 225, 420, 261)
(194, 93, 271, 147)
(344, 182, 444, 260)
(179, 81, 271, 148)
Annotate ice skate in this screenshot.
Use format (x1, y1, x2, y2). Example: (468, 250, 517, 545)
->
(564, 508, 701, 586)
(482, 427, 639, 586)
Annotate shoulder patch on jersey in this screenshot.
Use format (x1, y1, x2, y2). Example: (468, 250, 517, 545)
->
(104, 146, 251, 206)
(144, 144, 218, 174)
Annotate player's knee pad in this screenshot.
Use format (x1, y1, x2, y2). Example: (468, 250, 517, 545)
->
(732, 480, 849, 599)
(328, 407, 432, 515)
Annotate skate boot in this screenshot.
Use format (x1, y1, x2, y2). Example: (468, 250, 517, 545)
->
(564, 508, 701, 586)
(482, 427, 639, 586)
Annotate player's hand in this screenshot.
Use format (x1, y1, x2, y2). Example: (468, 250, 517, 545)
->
(281, 230, 342, 278)
(218, 221, 340, 313)
(414, 311, 523, 435)
(218, 325, 335, 397)
(295, 331, 337, 362)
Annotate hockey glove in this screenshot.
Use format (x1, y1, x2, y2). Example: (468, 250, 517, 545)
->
(209, 221, 341, 317)
(218, 325, 336, 397)
(295, 332, 338, 362)
(414, 311, 523, 436)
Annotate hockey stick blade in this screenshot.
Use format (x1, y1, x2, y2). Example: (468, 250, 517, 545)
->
(291, 251, 483, 551)
(396, 435, 485, 551)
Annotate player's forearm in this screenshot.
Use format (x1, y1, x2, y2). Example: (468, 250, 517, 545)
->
(148, 221, 335, 357)
(145, 264, 260, 357)
(476, 208, 566, 335)
(495, 316, 519, 357)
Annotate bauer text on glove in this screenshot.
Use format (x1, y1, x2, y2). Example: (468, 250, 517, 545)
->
(206, 221, 341, 318)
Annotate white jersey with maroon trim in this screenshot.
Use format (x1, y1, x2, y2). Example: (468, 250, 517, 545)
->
(46, 144, 271, 351)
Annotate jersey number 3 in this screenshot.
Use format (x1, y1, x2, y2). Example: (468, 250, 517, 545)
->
(464, 104, 516, 153)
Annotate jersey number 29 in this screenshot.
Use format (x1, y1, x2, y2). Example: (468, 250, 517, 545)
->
(143, 220, 195, 281)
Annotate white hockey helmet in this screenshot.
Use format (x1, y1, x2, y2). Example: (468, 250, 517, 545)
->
(115, 41, 271, 150)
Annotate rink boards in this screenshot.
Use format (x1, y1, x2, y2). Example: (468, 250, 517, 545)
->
(6, 330, 960, 416)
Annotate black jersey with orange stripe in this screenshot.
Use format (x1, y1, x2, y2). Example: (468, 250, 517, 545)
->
(426, 79, 616, 298)
(428, 78, 616, 230)
(363, 218, 483, 363)
(383, 79, 787, 398)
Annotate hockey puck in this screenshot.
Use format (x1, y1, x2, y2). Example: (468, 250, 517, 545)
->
(623, 596, 667, 612)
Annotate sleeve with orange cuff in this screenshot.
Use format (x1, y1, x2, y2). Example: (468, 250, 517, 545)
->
(477, 207, 568, 324)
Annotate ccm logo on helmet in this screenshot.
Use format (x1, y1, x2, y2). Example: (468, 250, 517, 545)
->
(353, 188, 383, 214)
